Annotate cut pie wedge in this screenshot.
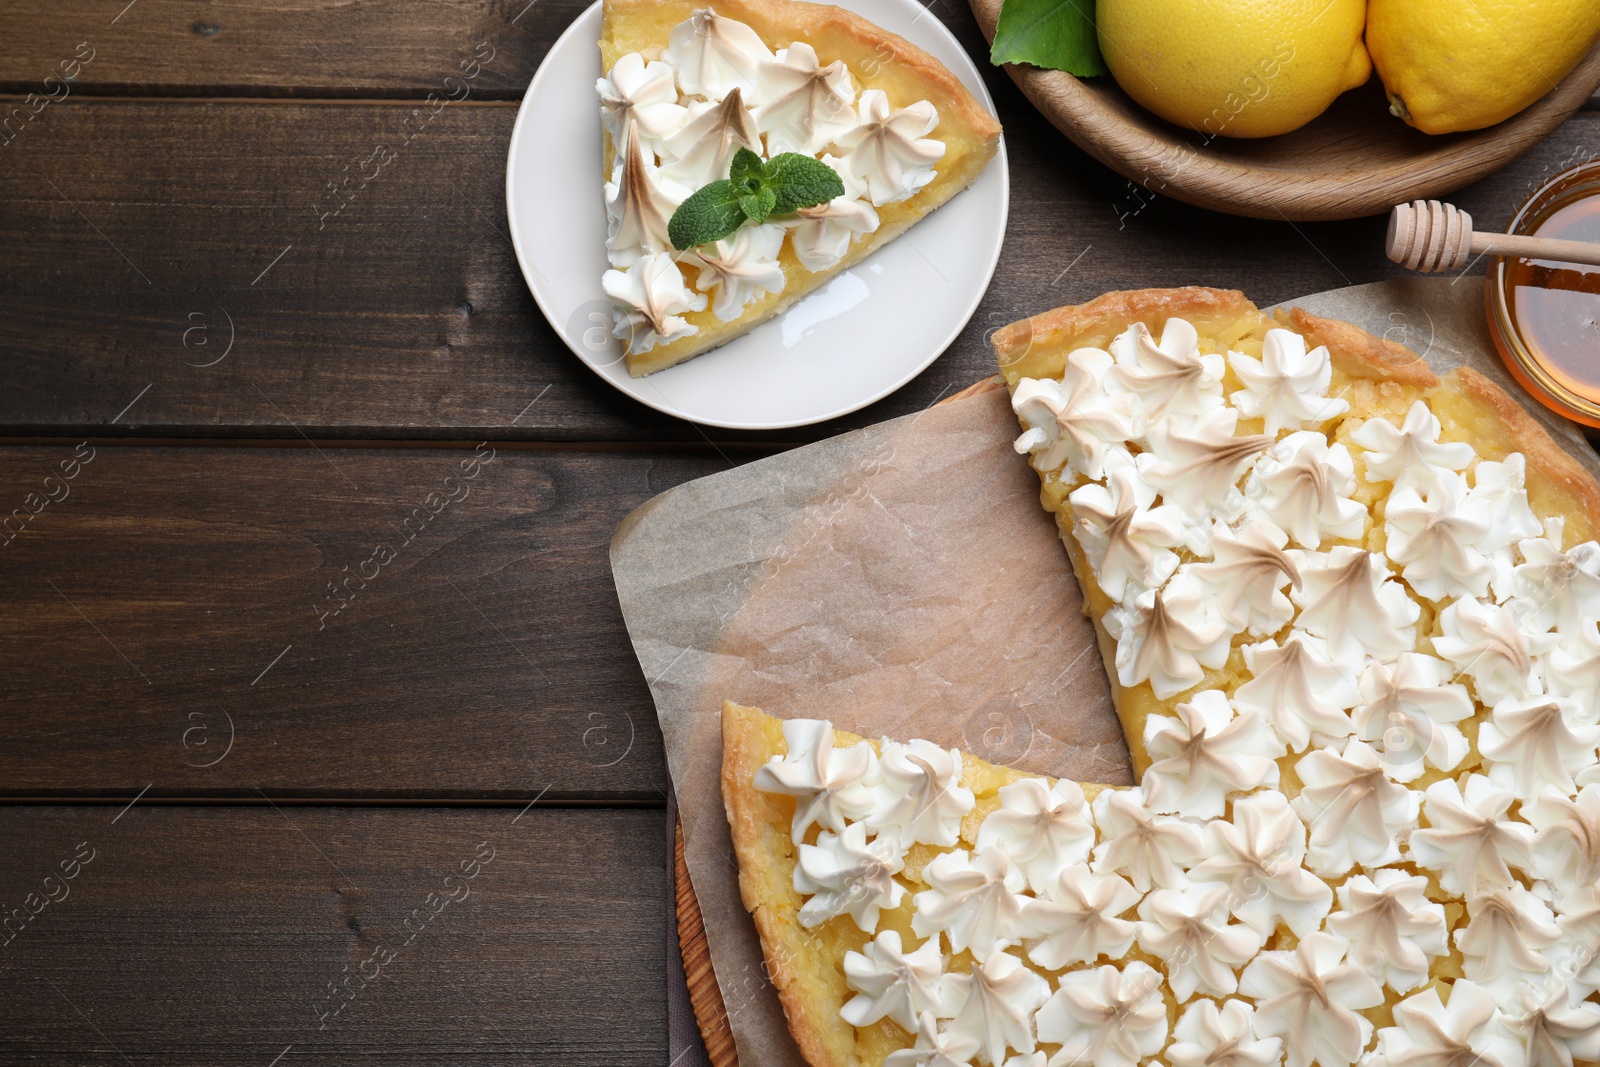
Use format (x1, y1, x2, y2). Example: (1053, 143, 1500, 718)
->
(721, 291, 1600, 1067)
(597, 0, 1001, 376)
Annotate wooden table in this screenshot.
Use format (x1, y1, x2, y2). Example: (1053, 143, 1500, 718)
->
(0, 3, 1594, 1062)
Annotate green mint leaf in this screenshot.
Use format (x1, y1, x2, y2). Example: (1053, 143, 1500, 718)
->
(728, 146, 766, 187)
(990, 0, 1107, 77)
(739, 186, 778, 224)
(763, 152, 847, 216)
(669, 180, 748, 250)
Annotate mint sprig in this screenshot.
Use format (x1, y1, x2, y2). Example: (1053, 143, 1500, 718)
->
(668, 147, 845, 251)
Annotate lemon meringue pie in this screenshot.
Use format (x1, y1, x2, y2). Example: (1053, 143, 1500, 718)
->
(597, 0, 1001, 376)
(719, 289, 1600, 1067)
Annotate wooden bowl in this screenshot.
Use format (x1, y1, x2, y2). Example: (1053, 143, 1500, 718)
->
(967, 0, 1600, 221)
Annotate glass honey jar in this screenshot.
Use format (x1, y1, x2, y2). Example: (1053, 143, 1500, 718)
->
(1487, 158, 1600, 427)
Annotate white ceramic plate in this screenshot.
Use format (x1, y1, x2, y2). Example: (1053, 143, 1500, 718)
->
(505, 0, 1009, 430)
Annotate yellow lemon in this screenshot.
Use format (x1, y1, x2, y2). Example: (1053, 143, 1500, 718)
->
(1368, 0, 1600, 135)
(1096, 0, 1371, 139)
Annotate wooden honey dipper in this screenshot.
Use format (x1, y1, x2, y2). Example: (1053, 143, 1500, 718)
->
(1387, 199, 1600, 272)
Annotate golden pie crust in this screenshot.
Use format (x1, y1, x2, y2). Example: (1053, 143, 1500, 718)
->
(601, 0, 1002, 376)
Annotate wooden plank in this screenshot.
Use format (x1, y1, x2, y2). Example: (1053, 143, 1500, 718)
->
(0, 443, 726, 800)
(0, 805, 665, 1065)
(1, 98, 1596, 442)
(0, 0, 1590, 111)
(0, 0, 585, 99)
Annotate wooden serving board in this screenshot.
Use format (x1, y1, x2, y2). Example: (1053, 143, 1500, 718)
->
(677, 821, 740, 1067)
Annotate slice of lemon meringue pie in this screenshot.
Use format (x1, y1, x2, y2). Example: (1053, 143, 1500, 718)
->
(719, 290, 1600, 1067)
(597, 0, 1001, 376)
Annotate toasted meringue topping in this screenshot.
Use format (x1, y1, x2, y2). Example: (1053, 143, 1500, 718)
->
(1144, 408, 1272, 515)
(1455, 886, 1560, 1000)
(1480, 694, 1600, 796)
(1545, 624, 1600, 713)
(1023, 866, 1140, 970)
(1351, 400, 1475, 494)
(689, 222, 787, 321)
(1108, 578, 1230, 699)
(788, 154, 878, 272)
(665, 8, 772, 99)
(1168, 999, 1283, 1067)
(1184, 518, 1300, 634)
(1410, 773, 1535, 897)
(912, 847, 1032, 960)
(1291, 737, 1421, 875)
(885, 1011, 980, 1067)
(1325, 868, 1449, 994)
(1469, 453, 1543, 557)
(1349, 652, 1474, 780)
(1110, 318, 1225, 422)
(1550, 887, 1600, 1001)
(1290, 546, 1420, 662)
(1189, 789, 1333, 938)
(604, 121, 688, 267)
(1384, 469, 1495, 600)
(1234, 632, 1360, 751)
(597, 53, 688, 150)
(868, 738, 975, 847)
(1495, 986, 1600, 1067)
(833, 89, 943, 206)
(975, 778, 1095, 894)
(601, 252, 705, 353)
(659, 88, 762, 189)
(752, 43, 857, 155)
(1036, 962, 1169, 1067)
(1245, 431, 1366, 549)
(1141, 689, 1283, 818)
(794, 821, 906, 931)
(1238, 932, 1382, 1067)
(1375, 980, 1508, 1067)
(1434, 594, 1553, 704)
(1069, 453, 1185, 601)
(1134, 880, 1265, 999)
(1010, 348, 1142, 479)
(842, 929, 951, 1030)
(1090, 786, 1203, 892)
(1527, 783, 1600, 898)
(1226, 329, 1349, 434)
(942, 951, 1050, 1067)
(1512, 537, 1600, 637)
(1003, 1054, 1046, 1067)
(753, 717, 878, 843)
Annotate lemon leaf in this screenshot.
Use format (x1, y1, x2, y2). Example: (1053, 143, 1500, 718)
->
(990, 0, 1108, 77)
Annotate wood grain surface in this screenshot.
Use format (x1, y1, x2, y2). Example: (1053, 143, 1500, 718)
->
(1, 101, 1594, 442)
(3, 0, 1599, 1063)
(0, 0, 583, 98)
(0, 444, 725, 799)
(0, 805, 665, 1065)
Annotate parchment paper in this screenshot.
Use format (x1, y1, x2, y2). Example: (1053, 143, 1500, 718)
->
(610, 277, 1600, 1067)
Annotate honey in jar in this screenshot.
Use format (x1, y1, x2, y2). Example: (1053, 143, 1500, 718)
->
(1488, 159, 1600, 427)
